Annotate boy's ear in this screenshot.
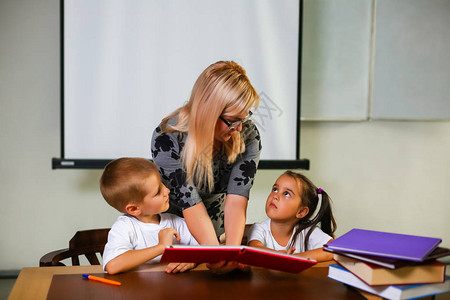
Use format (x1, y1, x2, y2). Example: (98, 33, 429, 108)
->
(125, 203, 141, 216)
(296, 206, 309, 219)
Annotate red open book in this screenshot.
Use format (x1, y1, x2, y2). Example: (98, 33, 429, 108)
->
(160, 245, 317, 273)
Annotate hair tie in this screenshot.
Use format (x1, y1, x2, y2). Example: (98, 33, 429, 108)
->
(317, 188, 324, 195)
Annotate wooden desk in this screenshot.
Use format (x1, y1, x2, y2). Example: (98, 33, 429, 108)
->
(9, 263, 369, 300)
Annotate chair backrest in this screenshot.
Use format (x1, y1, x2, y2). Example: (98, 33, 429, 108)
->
(241, 224, 253, 245)
(40, 228, 110, 267)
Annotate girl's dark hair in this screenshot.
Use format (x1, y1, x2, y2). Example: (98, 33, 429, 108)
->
(284, 170, 337, 250)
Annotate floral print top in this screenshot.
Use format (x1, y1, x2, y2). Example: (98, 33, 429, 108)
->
(151, 118, 262, 214)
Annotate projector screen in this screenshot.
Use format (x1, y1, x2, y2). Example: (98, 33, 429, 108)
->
(56, 0, 308, 169)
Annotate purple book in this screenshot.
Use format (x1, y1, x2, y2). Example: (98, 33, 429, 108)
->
(325, 229, 442, 262)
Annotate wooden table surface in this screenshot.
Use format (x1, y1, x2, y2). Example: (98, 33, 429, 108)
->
(8, 262, 378, 300)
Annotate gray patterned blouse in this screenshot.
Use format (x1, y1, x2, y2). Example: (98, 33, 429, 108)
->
(151, 118, 262, 215)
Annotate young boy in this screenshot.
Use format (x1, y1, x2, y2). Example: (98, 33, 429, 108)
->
(100, 157, 198, 274)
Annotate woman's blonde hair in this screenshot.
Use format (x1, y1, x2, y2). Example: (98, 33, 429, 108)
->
(160, 61, 259, 192)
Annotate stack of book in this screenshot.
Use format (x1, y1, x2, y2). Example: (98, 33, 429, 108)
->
(325, 229, 450, 300)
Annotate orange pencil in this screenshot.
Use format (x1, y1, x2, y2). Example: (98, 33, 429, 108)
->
(82, 274, 122, 286)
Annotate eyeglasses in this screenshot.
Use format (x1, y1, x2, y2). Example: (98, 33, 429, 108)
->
(219, 111, 253, 130)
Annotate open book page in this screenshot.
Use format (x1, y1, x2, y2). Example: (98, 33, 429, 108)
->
(160, 245, 317, 273)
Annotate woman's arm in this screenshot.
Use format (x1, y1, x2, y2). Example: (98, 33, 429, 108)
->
(224, 122, 260, 245)
(152, 128, 217, 245)
(183, 203, 244, 274)
(205, 194, 248, 273)
(224, 194, 248, 245)
(182, 202, 219, 245)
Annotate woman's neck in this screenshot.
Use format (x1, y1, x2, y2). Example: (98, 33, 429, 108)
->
(212, 140, 222, 158)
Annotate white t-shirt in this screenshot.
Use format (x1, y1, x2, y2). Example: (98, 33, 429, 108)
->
(103, 213, 198, 271)
(247, 219, 331, 253)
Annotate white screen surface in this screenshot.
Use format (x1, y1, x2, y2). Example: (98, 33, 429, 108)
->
(63, 0, 300, 160)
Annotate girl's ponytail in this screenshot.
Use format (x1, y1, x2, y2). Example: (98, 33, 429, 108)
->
(314, 189, 336, 238)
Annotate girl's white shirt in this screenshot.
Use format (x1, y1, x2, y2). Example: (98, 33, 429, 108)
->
(247, 218, 331, 253)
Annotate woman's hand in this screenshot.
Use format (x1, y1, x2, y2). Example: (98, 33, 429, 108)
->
(206, 261, 244, 274)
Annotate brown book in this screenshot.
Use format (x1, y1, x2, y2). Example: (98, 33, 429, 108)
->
(333, 253, 446, 286)
(325, 246, 450, 269)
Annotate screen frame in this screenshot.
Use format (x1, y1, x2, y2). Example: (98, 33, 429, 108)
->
(53, 0, 309, 170)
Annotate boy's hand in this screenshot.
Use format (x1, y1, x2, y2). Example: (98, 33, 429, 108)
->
(165, 262, 197, 273)
(158, 228, 180, 246)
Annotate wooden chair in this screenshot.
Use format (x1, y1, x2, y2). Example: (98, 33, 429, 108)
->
(39, 228, 110, 267)
(241, 224, 253, 245)
(40, 224, 252, 266)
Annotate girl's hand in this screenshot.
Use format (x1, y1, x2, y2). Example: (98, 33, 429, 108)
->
(277, 247, 296, 255)
(165, 262, 197, 273)
(158, 228, 180, 246)
(286, 247, 296, 255)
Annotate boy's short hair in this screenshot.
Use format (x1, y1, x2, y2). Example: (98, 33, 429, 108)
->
(100, 157, 159, 213)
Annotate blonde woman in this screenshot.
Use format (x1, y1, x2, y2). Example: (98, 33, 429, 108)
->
(151, 61, 261, 271)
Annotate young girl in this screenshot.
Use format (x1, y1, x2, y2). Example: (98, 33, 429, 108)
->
(247, 170, 336, 262)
